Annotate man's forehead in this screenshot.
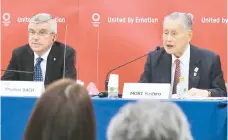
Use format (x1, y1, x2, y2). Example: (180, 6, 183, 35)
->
(163, 19, 185, 30)
(28, 23, 50, 30)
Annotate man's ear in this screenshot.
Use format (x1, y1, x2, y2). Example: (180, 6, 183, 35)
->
(188, 30, 193, 42)
(53, 34, 57, 42)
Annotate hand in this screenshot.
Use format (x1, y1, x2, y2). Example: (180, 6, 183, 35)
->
(187, 88, 209, 97)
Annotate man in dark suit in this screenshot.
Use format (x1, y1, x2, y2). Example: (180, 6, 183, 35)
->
(1, 13, 77, 86)
(139, 12, 227, 97)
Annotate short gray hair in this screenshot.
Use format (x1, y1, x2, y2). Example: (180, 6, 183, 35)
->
(107, 100, 193, 140)
(29, 13, 57, 34)
(163, 12, 194, 31)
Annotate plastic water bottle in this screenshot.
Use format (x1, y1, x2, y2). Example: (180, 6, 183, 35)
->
(108, 74, 119, 98)
(176, 77, 185, 98)
(108, 84, 119, 98)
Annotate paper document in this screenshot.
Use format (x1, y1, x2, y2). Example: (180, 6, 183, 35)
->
(172, 94, 227, 100)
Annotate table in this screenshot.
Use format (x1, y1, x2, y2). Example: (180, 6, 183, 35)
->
(1, 97, 227, 140)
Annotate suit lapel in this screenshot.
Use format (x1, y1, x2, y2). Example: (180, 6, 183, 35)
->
(45, 43, 60, 85)
(154, 50, 172, 83)
(188, 45, 201, 89)
(26, 46, 34, 81)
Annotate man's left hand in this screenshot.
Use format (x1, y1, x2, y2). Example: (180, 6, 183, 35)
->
(187, 88, 210, 97)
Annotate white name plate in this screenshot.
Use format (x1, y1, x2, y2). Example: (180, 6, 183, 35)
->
(122, 83, 170, 99)
(0, 81, 45, 97)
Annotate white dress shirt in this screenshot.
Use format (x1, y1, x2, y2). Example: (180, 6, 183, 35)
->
(34, 47, 52, 81)
(171, 44, 190, 93)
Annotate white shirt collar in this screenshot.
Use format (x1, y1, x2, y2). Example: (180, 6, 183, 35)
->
(34, 46, 52, 61)
(172, 44, 190, 64)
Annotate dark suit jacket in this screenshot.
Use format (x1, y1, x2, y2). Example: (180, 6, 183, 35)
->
(1, 41, 77, 86)
(139, 44, 227, 97)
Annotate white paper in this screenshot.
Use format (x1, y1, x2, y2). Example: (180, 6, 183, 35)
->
(172, 94, 227, 100)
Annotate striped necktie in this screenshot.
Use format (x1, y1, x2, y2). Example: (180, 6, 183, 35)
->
(172, 59, 180, 94)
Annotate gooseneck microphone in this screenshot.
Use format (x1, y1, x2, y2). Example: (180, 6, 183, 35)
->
(98, 46, 161, 98)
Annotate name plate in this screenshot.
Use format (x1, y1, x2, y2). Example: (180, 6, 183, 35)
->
(122, 83, 170, 99)
(0, 81, 45, 97)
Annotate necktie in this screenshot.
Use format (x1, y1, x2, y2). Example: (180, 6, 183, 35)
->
(172, 59, 180, 94)
(33, 57, 43, 81)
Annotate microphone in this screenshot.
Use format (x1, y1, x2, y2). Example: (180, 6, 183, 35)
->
(63, 24, 68, 78)
(0, 69, 34, 74)
(98, 46, 161, 98)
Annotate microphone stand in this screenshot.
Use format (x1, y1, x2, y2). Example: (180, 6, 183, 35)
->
(98, 46, 161, 98)
(98, 53, 150, 98)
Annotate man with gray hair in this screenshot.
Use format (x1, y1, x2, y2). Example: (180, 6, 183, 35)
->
(139, 12, 227, 97)
(2, 13, 77, 86)
(107, 100, 193, 140)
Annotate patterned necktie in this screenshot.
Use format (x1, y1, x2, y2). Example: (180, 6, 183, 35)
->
(33, 57, 43, 81)
(172, 59, 181, 94)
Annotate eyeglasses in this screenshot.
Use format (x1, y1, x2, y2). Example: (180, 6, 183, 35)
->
(28, 29, 53, 37)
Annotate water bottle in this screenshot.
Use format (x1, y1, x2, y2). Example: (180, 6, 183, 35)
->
(108, 84, 119, 98)
(108, 74, 119, 98)
(176, 77, 185, 98)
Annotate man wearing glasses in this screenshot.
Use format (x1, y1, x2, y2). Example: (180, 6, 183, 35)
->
(1, 13, 77, 86)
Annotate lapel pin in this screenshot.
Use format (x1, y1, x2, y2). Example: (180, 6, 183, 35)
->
(53, 58, 56, 61)
(194, 72, 197, 76)
(194, 67, 199, 72)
